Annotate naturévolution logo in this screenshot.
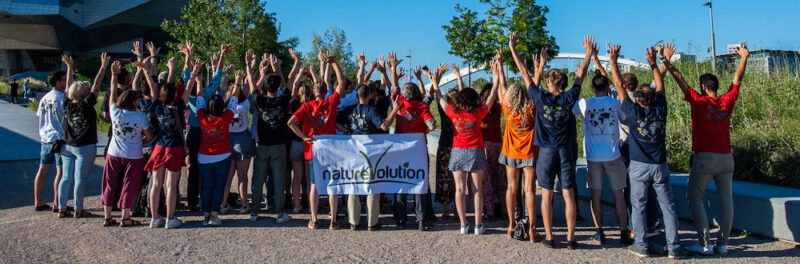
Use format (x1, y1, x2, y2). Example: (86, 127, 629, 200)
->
(322, 144, 426, 186)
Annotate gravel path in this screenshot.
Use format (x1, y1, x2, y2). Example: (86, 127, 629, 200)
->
(1, 158, 798, 263)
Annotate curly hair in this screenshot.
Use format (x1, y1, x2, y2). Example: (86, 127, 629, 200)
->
(402, 82, 422, 102)
(545, 69, 567, 90)
(452, 88, 481, 114)
(503, 83, 534, 127)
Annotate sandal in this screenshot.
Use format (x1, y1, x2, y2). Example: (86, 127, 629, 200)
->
(34, 204, 52, 212)
(74, 209, 93, 218)
(508, 228, 515, 238)
(308, 220, 318, 230)
(57, 210, 72, 218)
(530, 231, 543, 243)
(103, 218, 118, 227)
(119, 218, 141, 227)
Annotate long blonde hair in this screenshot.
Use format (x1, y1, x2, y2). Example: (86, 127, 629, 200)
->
(503, 83, 534, 127)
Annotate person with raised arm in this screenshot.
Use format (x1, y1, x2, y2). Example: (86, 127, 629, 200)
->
(423, 63, 458, 220)
(479, 53, 505, 222)
(33, 55, 68, 213)
(103, 60, 153, 227)
(249, 50, 294, 224)
(510, 32, 591, 249)
(287, 51, 346, 230)
(622, 46, 685, 259)
(58, 53, 107, 218)
(386, 51, 437, 231)
(288, 66, 313, 213)
(496, 48, 542, 241)
(431, 58, 498, 235)
(571, 42, 631, 247)
(183, 43, 231, 212)
(336, 83, 400, 231)
(662, 41, 748, 256)
(194, 61, 238, 227)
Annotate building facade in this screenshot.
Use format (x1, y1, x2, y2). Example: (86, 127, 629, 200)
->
(717, 49, 800, 76)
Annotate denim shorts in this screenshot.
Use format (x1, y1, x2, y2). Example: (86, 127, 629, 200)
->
(536, 146, 576, 190)
(40, 142, 63, 167)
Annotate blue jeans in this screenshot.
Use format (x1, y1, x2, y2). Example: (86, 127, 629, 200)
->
(199, 157, 231, 213)
(629, 160, 680, 251)
(59, 144, 96, 210)
(40, 142, 62, 167)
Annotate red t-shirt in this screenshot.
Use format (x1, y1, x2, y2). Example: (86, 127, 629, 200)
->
(196, 108, 234, 156)
(685, 84, 738, 154)
(293, 92, 340, 160)
(393, 91, 434, 134)
(446, 104, 488, 148)
(480, 103, 502, 143)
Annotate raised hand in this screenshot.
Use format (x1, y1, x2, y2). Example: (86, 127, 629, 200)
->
(221, 44, 234, 55)
(609, 44, 621, 62)
(317, 49, 325, 62)
(100, 52, 111, 68)
(246, 49, 256, 66)
(289, 48, 299, 61)
(356, 51, 366, 66)
(270, 54, 282, 69)
(192, 59, 203, 74)
(736, 40, 749, 58)
(320, 51, 335, 64)
(111, 60, 121, 74)
(660, 42, 676, 61)
(396, 67, 406, 80)
(166, 57, 176, 70)
(449, 63, 461, 76)
(235, 70, 245, 84)
(377, 55, 387, 73)
(508, 31, 519, 50)
(211, 53, 220, 67)
(131, 41, 143, 57)
(539, 47, 549, 64)
(146, 41, 160, 57)
(581, 34, 595, 54)
(132, 59, 151, 72)
(414, 65, 422, 79)
(388, 52, 403, 68)
(644, 46, 658, 65)
(225, 64, 234, 76)
(61, 55, 73, 68)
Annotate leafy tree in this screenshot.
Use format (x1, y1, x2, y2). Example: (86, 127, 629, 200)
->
(161, 0, 298, 71)
(505, 0, 559, 73)
(303, 27, 358, 81)
(442, 4, 489, 86)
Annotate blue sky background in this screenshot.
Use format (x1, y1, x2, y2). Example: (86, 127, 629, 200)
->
(267, 0, 800, 76)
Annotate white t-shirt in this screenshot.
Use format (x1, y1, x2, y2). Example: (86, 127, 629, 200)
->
(573, 96, 625, 162)
(229, 97, 250, 133)
(107, 103, 150, 159)
(37, 90, 65, 143)
(608, 86, 634, 143)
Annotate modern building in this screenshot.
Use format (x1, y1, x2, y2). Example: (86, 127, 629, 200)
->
(0, 0, 188, 77)
(716, 49, 800, 76)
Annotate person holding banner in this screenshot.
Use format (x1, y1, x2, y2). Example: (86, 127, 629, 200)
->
(288, 51, 347, 230)
(335, 84, 400, 231)
(385, 52, 437, 231)
(431, 61, 498, 235)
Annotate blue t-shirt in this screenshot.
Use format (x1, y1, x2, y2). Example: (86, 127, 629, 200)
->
(186, 69, 224, 127)
(151, 100, 185, 147)
(337, 104, 385, 135)
(137, 95, 157, 148)
(528, 84, 581, 147)
(621, 93, 668, 164)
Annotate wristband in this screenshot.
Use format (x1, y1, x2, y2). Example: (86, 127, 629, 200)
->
(247, 62, 252, 68)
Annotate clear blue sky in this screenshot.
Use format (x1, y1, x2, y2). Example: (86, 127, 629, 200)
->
(267, 0, 800, 72)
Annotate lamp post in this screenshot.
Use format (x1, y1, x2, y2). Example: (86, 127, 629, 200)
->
(702, 0, 717, 71)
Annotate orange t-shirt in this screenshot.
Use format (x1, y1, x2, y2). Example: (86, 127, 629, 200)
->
(501, 104, 538, 160)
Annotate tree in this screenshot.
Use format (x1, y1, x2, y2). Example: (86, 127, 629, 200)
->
(303, 27, 358, 81)
(505, 0, 559, 73)
(442, 4, 489, 86)
(161, 0, 298, 71)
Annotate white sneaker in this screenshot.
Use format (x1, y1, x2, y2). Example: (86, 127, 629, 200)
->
(220, 205, 232, 214)
(165, 218, 183, 229)
(474, 225, 485, 235)
(686, 242, 713, 255)
(460, 225, 469, 235)
(208, 216, 223, 227)
(149, 218, 165, 228)
(276, 214, 292, 223)
(716, 245, 728, 255)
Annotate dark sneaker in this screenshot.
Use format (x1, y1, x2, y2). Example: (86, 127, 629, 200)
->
(668, 247, 687, 259)
(619, 232, 634, 248)
(350, 223, 359, 231)
(542, 239, 556, 249)
(367, 224, 382, 231)
(592, 231, 606, 246)
(628, 245, 649, 258)
(566, 240, 578, 250)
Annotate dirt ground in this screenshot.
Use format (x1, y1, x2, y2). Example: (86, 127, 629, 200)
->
(1, 158, 798, 263)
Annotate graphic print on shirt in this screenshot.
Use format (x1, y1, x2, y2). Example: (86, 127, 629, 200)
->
(397, 108, 416, 129)
(453, 117, 476, 134)
(66, 110, 87, 131)
(586, 107, 616, 134)
(202, 126, 223, 141)
(113, 120, 143, 140)
(541, 104, 570, 127)
(706, 105, 730, 129)
(348, 112, 370, 132)
(156, 107, 178, 132)
(635, 115, 665, 143)
(257, 105, 286, 129)
(309, 109, 330, 130)
(39, 98, 57, 117)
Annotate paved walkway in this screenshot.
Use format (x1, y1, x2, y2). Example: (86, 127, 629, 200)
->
(0, 99, 107, 161)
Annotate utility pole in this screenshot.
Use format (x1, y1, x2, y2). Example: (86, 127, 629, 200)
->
(702, 0, 717, 72)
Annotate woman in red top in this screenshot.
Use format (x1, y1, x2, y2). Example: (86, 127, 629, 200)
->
(195, 67, 239, 227)
(288, 51, 346, 230)
(432, 63, 498, 235)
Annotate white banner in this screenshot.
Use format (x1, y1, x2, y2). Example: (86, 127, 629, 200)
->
(312, 133, 429, 195)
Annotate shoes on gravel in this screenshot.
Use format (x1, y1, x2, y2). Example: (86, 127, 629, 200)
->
(150, 218, 165, 228)
(628, 245, 649, 258)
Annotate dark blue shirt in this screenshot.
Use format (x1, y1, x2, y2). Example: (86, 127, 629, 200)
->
(136, 95, 157, 148)
(151, 100, 186, 148)
(621, 93, 668, 164)
(528, 84, 581, 147)
(338, 104, 385, 135)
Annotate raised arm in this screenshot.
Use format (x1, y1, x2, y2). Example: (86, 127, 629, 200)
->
(363, 60, 377, 83)
(533, 48, 548, 87)
(217, 44, 233, 74)
(321, 51, 346, 95)
(131, 65, 143, 91)
(182, 59, 202, 103)
(145, 41, 160, 75)
(91, 52, 110, 96)
(291, 67, 305, 100)
(508, 31, 533, 88)
(133, 58, 158, 102)
(380, 94, 401, 131)
(659, 42, 689, 94)
(376, 55, 390, 89)
(592, 44, 607, 77)
(485, 54, 499, 109)
(109, 61, 121, 109)
(178, 39, 194, 71)
(287, 48, 301, 84)
(356, 51, 366, 85)
(308, 64, 319, 85)
(61, 55, 74, 92)
(269, 54, 287, 92)
(430, 63, 448, 107)
(656, 43, 675, 77)
(573, 34, 595, 87)
(644, 47, 664, 94)
(414, 66, 425, 95)
(245, 49, 258, 95)
(732, 41, 749, 86)
(608, 44, 626, 103)
(449, 63, 465, 91)
(388, 51, 404, 89)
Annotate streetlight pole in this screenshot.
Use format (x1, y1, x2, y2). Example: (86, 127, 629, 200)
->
(702, 0, 717, 72)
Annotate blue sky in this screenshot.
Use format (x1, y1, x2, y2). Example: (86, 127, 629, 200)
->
(267, 0, 799, 74)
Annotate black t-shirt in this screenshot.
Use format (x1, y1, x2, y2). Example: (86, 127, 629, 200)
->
(151, 100, 186, 147)
(9, 82, 19, 93)
(136, 93, 158, 148)
(254, 92, 291, 145)
(622, 94, 668, 164)
(337, 104, 385, 135)
(64, 93, 98, 146)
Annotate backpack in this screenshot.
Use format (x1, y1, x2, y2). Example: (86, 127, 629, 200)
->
(512, 218, 529, 241)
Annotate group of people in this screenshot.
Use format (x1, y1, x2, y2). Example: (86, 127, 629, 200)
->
(30, 32, 750, 259)
(5, 78, 33, 104)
